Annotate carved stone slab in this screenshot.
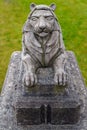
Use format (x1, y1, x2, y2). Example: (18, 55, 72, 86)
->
(16, 98, 81, 125)
(0, 51, 87, 130)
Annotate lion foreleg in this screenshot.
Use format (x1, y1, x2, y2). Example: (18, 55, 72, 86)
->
(53, 52, 67, 86)
(22, 54, 37, 87)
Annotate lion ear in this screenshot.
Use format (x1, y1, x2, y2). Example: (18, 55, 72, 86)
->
(50, 3, 56, 11)
(30, 3, 36, 11)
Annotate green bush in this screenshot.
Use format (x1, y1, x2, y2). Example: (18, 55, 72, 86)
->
(0, 0, 87, 91)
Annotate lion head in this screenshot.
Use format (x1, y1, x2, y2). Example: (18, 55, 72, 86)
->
(23, 4, 60, 38)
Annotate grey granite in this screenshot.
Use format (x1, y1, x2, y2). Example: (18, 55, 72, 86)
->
(0, 51, 87, 130)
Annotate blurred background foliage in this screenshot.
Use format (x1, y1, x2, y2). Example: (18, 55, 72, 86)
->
(0, 0, 87, 91)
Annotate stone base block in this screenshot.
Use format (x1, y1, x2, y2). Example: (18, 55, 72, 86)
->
(16, 98, 81, 125)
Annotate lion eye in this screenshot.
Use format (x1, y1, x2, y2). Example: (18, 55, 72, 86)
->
(30, 17, 38, 21)
(45, 16, 54, 21)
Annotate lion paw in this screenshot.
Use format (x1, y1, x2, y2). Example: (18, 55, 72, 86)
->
(24, 72, 37, 87)
(54, 69, 67, 86)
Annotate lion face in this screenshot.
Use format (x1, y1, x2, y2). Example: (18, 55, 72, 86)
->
(29, 10, 55, 37)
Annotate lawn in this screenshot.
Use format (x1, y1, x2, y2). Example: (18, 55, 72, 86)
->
(0, 0, 87, 91)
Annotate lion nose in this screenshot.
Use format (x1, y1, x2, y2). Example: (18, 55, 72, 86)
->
(39, 22, 46, 30)
(39, 17, 46, 30)
(39, 26, 45, 30)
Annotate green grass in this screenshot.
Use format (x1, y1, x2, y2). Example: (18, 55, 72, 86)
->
(0, 0, 87, 91)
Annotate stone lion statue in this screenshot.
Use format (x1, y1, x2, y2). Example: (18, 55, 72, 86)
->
(22, 3, 67, 87)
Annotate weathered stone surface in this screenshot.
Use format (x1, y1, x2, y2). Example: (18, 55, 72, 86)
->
(0, 51, 87, 130)
(51, 105, 81, 125)
(17, 107, 42, 125)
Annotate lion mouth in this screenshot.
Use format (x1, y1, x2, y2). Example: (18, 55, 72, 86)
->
(34, 29, 51, 37)
(35, 30, 50, 37)
(39, 32, 49, 37)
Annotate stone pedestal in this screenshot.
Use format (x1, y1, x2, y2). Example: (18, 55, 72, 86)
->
(0, 51, 87, 130)
(16, 67, 83, 126)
